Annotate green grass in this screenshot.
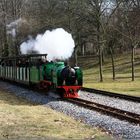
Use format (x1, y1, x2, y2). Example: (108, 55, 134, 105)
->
(0, 90, 113, 140)
(79, 53, 140, 97)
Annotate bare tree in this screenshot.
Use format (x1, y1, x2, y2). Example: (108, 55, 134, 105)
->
(84, 0, 121, 81)
(114, 0, 140, 81)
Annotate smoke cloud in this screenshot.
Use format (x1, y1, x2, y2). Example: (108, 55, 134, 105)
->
(20, 28, 75, 61)
(7, 18, 27, 38)
(7, 18, 23, 28)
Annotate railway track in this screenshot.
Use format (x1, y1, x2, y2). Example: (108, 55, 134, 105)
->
(1, 80, 140, 124)
(1, 80, 140, 125)
(65, 98, 140, 124)
(82, 87, 140, 103)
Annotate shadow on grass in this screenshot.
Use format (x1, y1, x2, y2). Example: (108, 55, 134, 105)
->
(78, 54, 140, 73)
(116, 75, 140, 79)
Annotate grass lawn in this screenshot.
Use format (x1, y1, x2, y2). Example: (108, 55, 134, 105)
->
(0, 89, 113, 140)
(78, 53, 140, 97)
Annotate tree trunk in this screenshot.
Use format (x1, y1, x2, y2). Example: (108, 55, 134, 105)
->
(82, 43, 85, 56)
(131, 45, 135, 81)
(99, 45, 103, 82)
(110, 47, 115, 80)
(74, 48, 78, 66)
(74, 32, 80, 65)
(15, 40, 19, 56)
(3, 25, 9, 57)
(97, 26, 103, 82)
(102, 51, 105, 63)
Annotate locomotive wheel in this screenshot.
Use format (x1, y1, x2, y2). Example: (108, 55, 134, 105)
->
(43, 82, 49, 91)
(38, 82, 43, 90)
(38, 81, 50, 92)
(57, 88, 65, 98)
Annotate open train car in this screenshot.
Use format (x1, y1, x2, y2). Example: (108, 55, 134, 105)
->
(0, 54, 83, 98)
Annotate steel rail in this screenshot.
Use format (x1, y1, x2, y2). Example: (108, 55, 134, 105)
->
(65, 98, 140, 124)
(82, 87, 140, 103)
(1, 79, 140, 124)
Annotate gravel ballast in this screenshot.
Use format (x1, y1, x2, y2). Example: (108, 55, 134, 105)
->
(79, 90, 140, 115)
(0, 81, 140, 139)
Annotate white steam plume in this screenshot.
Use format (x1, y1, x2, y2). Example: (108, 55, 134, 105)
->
(7, 28, 16, 38)
(20, 28, 75, 61)
(7, 18, 26, 38)
(7, 18, 23, 29)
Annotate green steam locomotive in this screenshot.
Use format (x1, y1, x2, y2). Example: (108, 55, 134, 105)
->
(0, 54, 83, 98)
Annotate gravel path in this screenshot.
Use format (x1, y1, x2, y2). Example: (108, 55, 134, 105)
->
(0, 81, 140, 140)
(79, 91, 140, 115)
